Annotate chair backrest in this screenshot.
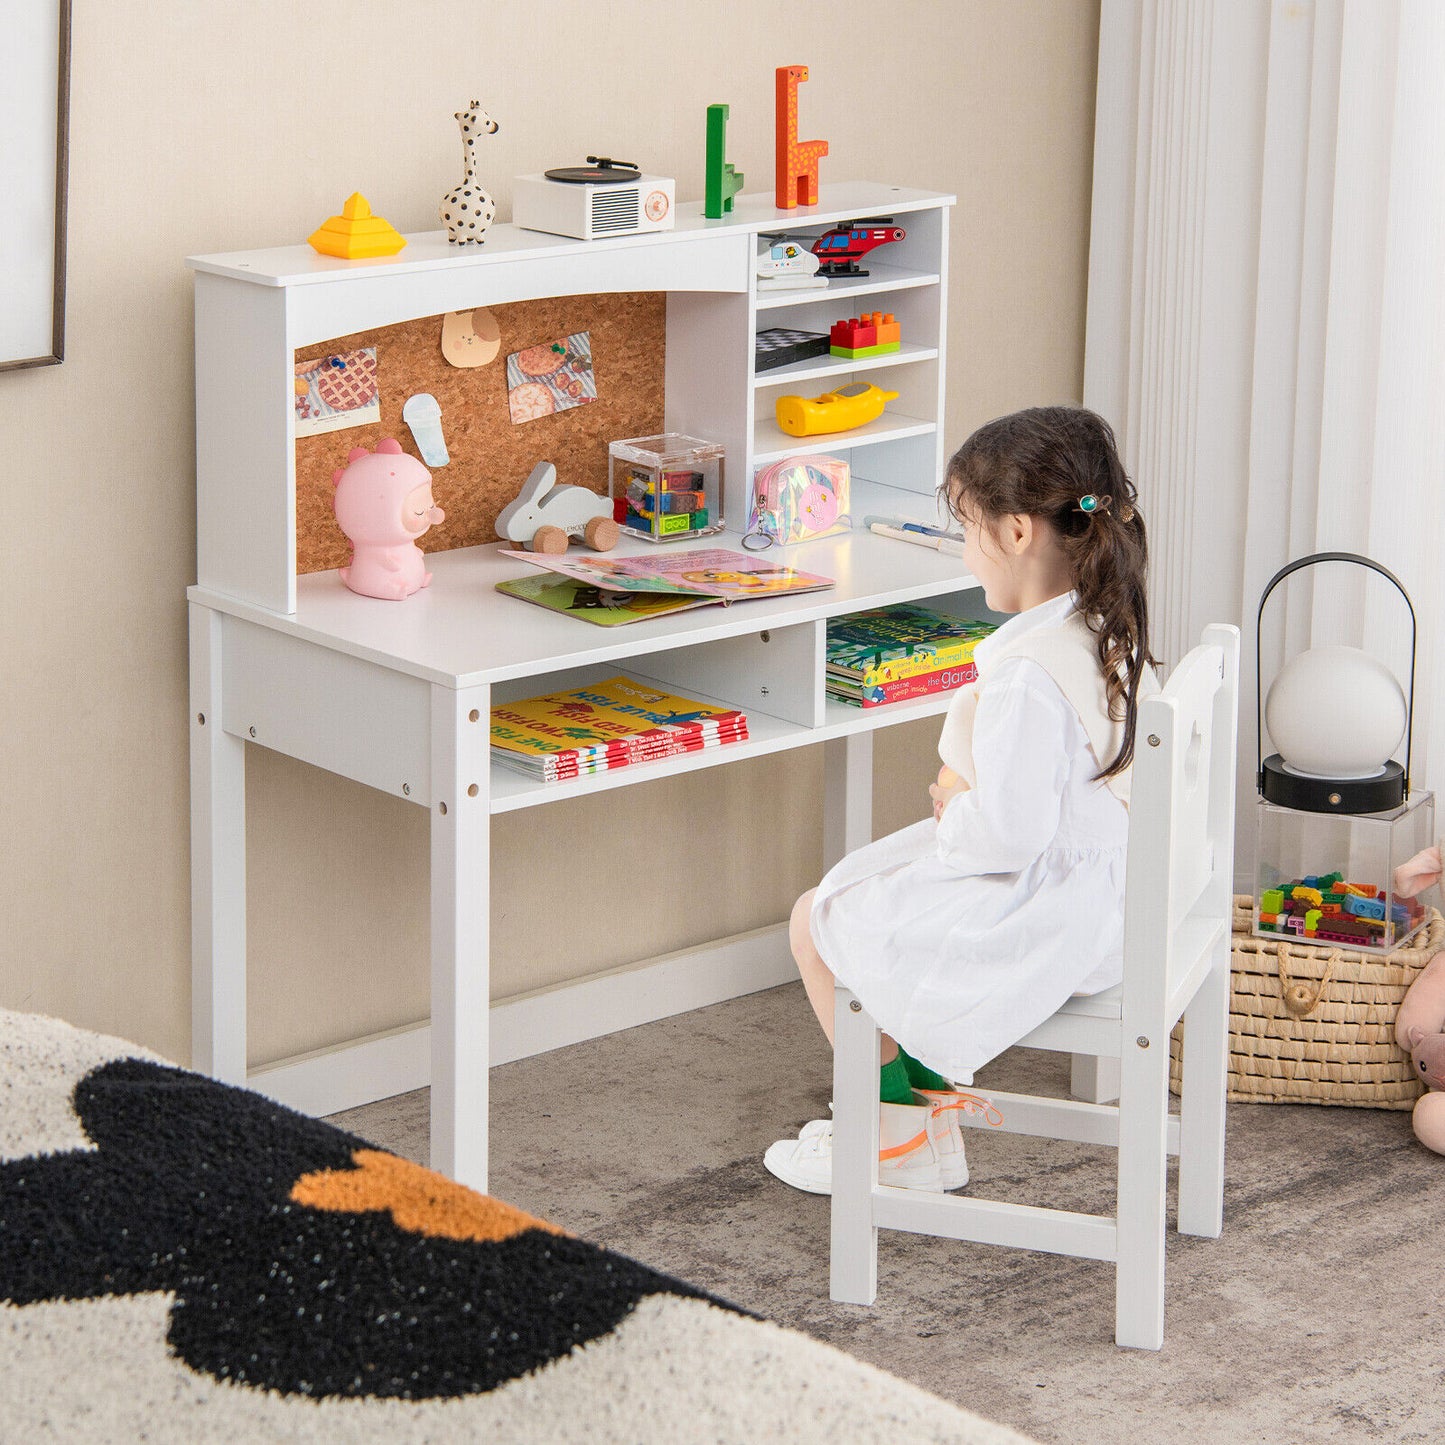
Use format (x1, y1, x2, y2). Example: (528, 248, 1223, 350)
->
(1122, 624, 1241, 1027)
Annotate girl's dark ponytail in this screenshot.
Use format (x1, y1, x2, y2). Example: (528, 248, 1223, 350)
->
(943, 406, 1155, 781)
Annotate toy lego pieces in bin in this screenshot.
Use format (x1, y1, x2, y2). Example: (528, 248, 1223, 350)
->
(775, 65, 829, 209)
(608, 434, 725, 542)
(439, 101, 500, 245)
(307, 193, 406, 259)
(829, 313, 900, 359)
(496, 461, 618, 555)
(331, 440, 444, 600)
(1254, 859, 1431, 950)
(775, 381, 898, 438)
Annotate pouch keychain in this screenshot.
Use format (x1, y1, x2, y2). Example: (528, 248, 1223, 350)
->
(743, 454, 851, 550)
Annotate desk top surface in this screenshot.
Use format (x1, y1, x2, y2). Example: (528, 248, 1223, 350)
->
(188, 486, 981, 689)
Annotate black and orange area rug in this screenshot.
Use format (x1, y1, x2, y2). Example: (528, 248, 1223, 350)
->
(0, 1009, 1013, 1444)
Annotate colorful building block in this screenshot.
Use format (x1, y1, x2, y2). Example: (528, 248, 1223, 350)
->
(829, 312, 901, 359)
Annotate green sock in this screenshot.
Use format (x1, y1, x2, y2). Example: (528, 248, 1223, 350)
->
(878, 1052, 914, 1105)
(898, 1046, 953, 1094)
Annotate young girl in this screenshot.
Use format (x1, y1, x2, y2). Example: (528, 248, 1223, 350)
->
(765, 405, 1158, 1195)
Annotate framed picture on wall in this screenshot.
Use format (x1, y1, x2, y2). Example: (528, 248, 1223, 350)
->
(1, 0, 71, 371)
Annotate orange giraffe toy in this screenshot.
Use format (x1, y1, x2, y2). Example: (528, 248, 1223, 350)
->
(775, 64, 829, 209)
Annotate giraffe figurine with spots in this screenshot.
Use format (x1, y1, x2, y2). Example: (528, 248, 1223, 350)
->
(775, 65, 829, 210)
(440, 101, 500, 245)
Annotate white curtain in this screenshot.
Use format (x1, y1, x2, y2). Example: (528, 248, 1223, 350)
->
(1084, 0, 1445, 886)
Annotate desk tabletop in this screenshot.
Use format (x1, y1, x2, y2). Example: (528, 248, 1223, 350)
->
(188, 490, 980, 689)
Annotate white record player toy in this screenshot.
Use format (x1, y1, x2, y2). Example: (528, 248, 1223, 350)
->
(512, 157, 675, 241)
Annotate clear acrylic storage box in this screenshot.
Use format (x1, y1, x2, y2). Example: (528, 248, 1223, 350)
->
(609, 433, 725, 543)
(1253, 791, 1439, 953)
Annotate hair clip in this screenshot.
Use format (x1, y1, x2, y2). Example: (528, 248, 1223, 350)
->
(1076, 493, 1112, 516)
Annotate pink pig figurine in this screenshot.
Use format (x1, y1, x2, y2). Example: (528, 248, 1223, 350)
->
(331, 439, 445, 600)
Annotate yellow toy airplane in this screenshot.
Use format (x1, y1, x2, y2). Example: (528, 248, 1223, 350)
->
(774, 381, 898, 437)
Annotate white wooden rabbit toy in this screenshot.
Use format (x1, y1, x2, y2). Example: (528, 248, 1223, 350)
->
(495, 461, 620, 554)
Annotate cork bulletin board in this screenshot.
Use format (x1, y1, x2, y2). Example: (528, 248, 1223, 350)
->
(294, 292, 666, 574)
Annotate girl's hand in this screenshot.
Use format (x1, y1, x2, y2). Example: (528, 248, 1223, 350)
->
(929, 765, 970, 822)
(1394, 844, 1442, 899)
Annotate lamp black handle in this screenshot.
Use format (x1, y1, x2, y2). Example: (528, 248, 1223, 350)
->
(1254, 551, 1417, 795)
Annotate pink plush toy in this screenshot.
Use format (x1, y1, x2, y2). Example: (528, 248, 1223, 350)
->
(1393, 843, 1445, 1153)
(332, 439, 445, 600)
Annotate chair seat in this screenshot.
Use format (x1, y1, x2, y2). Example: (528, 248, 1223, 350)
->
(1017, 983, 1125, 1055)
(1060, 984, 1124, 1019)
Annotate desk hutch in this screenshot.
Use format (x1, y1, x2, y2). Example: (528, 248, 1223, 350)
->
(188, 182, 987, 1189)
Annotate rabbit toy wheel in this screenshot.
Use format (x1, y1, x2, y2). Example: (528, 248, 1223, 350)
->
(584, 517, 620, 551)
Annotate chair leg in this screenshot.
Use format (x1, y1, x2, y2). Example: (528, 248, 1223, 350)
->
(830, 986, 880, 1305)
(1177, 942, 1229, 1237)
(1114, 1034, 1170, 1349)
(1070, 1053, 1121, 1103)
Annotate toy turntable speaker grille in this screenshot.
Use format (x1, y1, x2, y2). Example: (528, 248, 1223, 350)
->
(744, 455, 851, 549)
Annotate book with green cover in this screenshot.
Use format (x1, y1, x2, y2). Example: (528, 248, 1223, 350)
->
(495, 574, 714, 626)
(825, 605, 996, 688)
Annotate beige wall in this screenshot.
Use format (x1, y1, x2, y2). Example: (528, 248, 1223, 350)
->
(0, 0, 1099, 1066)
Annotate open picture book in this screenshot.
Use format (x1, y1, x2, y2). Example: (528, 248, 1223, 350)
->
(496, 546, 834, 625)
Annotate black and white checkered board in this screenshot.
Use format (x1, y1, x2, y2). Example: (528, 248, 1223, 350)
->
(754, 328, 830, 372)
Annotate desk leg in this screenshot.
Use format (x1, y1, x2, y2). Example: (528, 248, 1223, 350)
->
(429, 682, 491, 1191)
(822, 732, 874, 871)
(188, 602, 247, 1081)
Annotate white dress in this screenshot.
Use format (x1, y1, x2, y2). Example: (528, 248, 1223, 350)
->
(810, 592, 1129, 1082)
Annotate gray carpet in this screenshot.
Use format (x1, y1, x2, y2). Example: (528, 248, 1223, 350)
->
(329, 983, 1445, 1444)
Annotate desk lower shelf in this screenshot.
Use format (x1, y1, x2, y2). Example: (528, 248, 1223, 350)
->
(488, 685, 956, 814)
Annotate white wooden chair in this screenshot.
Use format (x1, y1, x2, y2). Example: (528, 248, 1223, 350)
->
(829, 624, 1240, 1350)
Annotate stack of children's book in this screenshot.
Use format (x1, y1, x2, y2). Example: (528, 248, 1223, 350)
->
(826, 605, 997, 707)
(490, 675, 748, 782)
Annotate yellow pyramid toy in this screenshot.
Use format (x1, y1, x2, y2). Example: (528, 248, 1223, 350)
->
(308, 193, 407, 260)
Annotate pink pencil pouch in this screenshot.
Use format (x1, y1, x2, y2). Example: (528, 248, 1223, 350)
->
(743, 454, 851, 549)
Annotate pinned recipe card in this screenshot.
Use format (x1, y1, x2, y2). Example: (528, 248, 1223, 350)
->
(294, 347, 380, 437)
(506, 331, 596, 424)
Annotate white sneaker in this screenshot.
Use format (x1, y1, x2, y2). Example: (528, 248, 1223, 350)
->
(764, 1100, 942, 1195)
(914, 1088, 1004, 1191)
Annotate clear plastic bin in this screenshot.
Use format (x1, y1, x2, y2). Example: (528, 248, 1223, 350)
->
(608, 434, 725, 543)
(1253, 791, 1438, 952)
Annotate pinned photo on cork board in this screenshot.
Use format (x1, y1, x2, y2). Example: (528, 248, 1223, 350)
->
(294, 347, 380, 437)
(506, 331, 596, 424)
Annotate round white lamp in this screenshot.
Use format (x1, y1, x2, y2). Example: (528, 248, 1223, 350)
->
(1257, 553, 1415, 814)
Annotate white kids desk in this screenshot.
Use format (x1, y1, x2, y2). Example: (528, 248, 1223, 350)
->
(187, 183, 984, 1191)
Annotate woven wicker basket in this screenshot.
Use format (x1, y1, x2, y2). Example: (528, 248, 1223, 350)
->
(1169, 896, 1445, 1108)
